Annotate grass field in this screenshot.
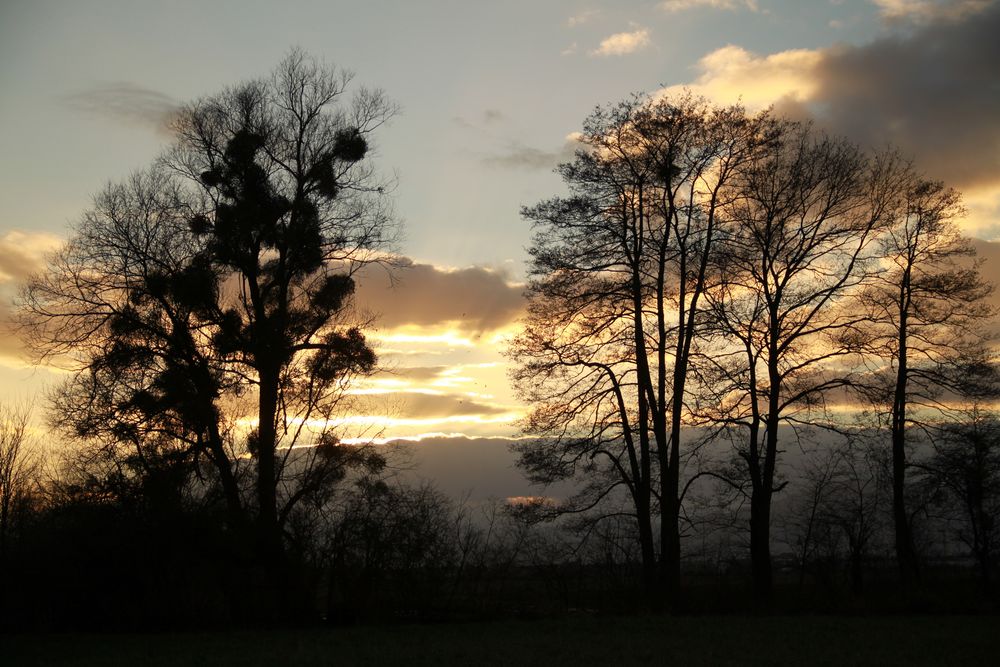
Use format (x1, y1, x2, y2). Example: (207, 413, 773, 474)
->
(6, 614, 999, 666)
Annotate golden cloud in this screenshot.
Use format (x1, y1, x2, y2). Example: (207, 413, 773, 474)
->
(659, 45, 822, 109)
(591, 28, 651, 57)
(0, 230, 64, 367)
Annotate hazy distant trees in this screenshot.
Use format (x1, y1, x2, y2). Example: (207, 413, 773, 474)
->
(20, 50, 397, 591)
(926, 406, 1000, 590)
(0, 404, 39, 562)
(784, 437, 887, 593)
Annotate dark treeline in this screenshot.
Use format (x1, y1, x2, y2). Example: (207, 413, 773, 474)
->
(2, 54, 999, 631)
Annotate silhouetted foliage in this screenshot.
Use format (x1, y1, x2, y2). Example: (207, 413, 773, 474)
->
(18, 50, 397, 621)
(0, 403, 40, 563)
(510, 90, 999, 608)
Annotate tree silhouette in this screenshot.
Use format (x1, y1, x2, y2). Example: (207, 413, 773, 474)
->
(856, 178, 993, 583)
(692, 128, 904, 602)
(926, 405, 1000, 591)
(21, 51, 396, 582)
(508, 95, 773, 605)
(0, 403, 38, 563)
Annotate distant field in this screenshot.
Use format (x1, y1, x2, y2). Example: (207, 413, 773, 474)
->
(7, 614, 999, 666)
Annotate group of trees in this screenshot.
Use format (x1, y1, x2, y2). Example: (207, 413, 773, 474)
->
(509, 94, 997, 607)
(1, 54, 997, 627)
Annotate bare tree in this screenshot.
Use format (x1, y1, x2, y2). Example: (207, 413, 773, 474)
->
(20, 50, 398, 574)
(926, 405, 1000, 590)
(700, 128, 904, 602)
(508, 94, 772, 605)
(856, 178, 993, 582)
(0, 403, 39, 561)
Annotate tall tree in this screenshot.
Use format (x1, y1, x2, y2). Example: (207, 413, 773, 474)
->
(701, 128, 903, 602)
(857, 178, 993, 582)
(508, 94, 770, 604)
(21, 51, 397, 569)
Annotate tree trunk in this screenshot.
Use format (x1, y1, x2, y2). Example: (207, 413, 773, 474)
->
(891, 426, 919, 582)
(635, 488, 659, 610)
(850, 544, 864, 594)
(206, 421, 245, 531)
(256, 367, 283, 566)
(749, 486, 773, 605)
(750, 346, 782, 606)
(660, 413, 682, 607)
(891, 294, 920, 584)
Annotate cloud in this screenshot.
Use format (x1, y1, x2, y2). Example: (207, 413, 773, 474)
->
(871, 0, 993, 22)
(591, 28, 651, 57)
(809, 7, 1000, 189)
(660, 0, 759, 12)
(378, 365, 452, 382)
(0, 231, 63, 285)
(659, 45, 822, 109)
(349, 391, 509, 419)
(659, 3, 1000, 191)
(61, 82, 180, 134)
(483, 133, 583, 170)
(354, 258, 524, 334)
(0, 230, 64, 366)
(567, 9, 600, 26)
(452, 109, 507, 131)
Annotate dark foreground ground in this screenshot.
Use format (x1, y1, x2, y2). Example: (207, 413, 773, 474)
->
(6, 614, 1000, 666)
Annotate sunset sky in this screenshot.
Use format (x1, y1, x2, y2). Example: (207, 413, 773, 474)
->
(2, 0, 999, 455)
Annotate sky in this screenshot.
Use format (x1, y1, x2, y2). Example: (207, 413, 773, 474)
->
(2, 0, 1000, 474)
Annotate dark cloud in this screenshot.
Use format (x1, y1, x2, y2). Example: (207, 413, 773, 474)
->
(483, 142, 567, 170)
(969, 239, 1000, 305)
(483, 109, 505, 123)
(452, 109, 506, 130)
(800, 3, 1000, 188)
(874, 0, 992, 24)
(351, 392, 508, 419)
(355, 259, 524, 333)
(61, 82, 180, 134)
(482, 135, 581, 171)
